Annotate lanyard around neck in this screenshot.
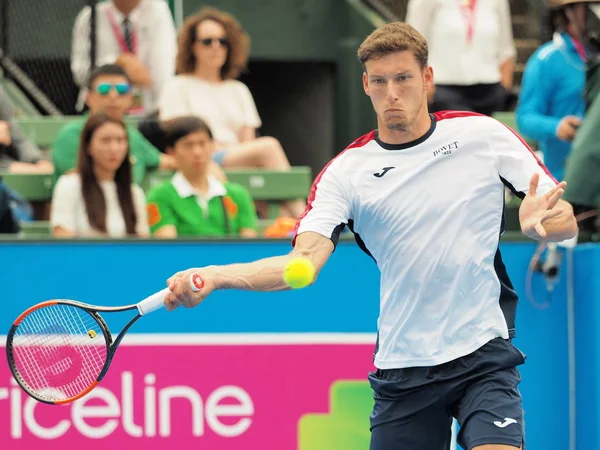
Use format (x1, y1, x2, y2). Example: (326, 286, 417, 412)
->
(459, 0, 478, 45)
(571, 36, 588, 62)
(106, 5, 138, 54)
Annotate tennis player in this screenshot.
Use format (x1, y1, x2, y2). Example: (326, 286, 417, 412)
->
(164, 22, 578, 450)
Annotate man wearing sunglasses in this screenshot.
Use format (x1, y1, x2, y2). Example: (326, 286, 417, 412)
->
(52, 64, 176, 185)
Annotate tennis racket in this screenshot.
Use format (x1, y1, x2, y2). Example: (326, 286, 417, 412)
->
(5, 273, 204, 405)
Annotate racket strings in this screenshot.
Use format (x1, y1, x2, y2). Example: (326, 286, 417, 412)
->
(15, 306, 105, 399)
(11, 304, 108, 401)
(62, 303, 107, 372)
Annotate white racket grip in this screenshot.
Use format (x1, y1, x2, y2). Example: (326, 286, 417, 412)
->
(137, 287, 170, 315)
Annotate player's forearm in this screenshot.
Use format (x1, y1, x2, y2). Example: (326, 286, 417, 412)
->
(211, 255, 298, 292)
(208, 232, 332, 293)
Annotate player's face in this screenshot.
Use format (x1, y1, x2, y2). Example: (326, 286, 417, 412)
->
(362, 51, 433, 132)
(87, 75, 132, 120)
(194, 20, 229, 72)
(88, 122, 129, 174)
(169, 130, 214, 176)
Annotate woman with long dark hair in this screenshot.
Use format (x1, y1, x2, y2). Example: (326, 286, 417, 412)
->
(51, 114, 149, 237)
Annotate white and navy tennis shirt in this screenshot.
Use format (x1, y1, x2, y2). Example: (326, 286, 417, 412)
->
(293, 111, 558, 370)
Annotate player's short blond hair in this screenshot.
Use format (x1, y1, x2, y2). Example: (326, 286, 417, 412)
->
(357, 22, 428, 71)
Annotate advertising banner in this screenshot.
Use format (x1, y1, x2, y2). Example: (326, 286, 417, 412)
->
(0, 240, 576, 449)
(0, 335, 376, 449)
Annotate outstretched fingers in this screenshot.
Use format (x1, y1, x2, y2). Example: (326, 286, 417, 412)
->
(545, 182, 567, 210)
(528, 172, 539, 197)
(534, 222, 547, 238)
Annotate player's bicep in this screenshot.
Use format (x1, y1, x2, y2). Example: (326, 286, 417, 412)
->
(489, 118, 557, 197)
(293, 167, 351, 248)
(291, 231, 334, 276)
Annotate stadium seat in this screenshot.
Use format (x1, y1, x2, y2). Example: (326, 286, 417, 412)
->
(10, 117, 313, 219)
(0, 167, 313, 219)
(0, 172, 53, 201)
(1, 168, 311, 200)
(143, 167, 312, 199)
(15, 116, 139, 148)
(142, 167, 312, 219)
(20, 220, 51, 237)
(18, 219, 274, 238)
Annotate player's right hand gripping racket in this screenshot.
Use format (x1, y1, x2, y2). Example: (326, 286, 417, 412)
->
(5, 274, 204, 405)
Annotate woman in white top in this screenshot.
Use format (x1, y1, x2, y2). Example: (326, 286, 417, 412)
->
(406, 0, 516, 116)
(51, 113, 149, 238)
(158, 7, 305, 218)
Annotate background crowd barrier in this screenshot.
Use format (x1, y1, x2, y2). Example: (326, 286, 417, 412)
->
(0, 238, 594, 449)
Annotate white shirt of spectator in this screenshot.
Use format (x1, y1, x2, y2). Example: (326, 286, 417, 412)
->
(51, 173, 149, 237)
(158, 76, 262, 146)
(294, 112, 556, 369)
(71, 0, 177, 112)
(406, 0, 516, 85)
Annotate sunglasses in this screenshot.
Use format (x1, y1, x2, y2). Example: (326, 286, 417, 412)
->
(198, 37, 229, 47)
(95, 83, 131, 96)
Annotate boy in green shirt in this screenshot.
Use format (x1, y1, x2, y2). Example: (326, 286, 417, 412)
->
(146, 116, 257, 238)
(52, 64, 176, 185)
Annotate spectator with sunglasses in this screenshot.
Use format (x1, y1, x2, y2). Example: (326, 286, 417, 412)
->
(158, 7, 306, 219)
(52, 64, 176, 185)
(146, 116, 257, 238)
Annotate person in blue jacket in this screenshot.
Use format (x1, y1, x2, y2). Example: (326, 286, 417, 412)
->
(516, 0, 594, 182)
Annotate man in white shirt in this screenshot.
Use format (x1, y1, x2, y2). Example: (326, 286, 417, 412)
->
(71, 0, 177, 114)
(406, 0, 516, 116)
(161, 23, 577, 450)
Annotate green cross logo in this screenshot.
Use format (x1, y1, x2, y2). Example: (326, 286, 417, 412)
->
(298, 380, 373, 449)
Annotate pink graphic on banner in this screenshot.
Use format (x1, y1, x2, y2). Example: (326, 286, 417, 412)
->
(0, 341, 375, 448)
(35, 345, 83, 387)
(12, 341, 107, 401)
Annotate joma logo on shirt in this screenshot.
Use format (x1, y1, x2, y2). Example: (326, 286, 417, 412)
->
(373, 167, 396, 178)
(433, 141, 459, 157)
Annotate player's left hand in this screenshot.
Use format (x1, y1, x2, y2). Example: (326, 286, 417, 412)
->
(164, 268, 217, 311)
(519, 173, 566, 240)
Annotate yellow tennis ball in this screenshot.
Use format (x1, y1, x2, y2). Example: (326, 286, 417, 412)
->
(283, 257, 315, 289)
(88, 330, 96, 339)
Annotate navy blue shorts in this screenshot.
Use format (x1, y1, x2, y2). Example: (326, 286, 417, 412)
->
(368, 338, 526, 450)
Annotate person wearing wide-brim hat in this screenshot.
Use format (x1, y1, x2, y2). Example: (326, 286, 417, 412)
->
(546, 0, 600, 37)
(515, 0, 598, 185)
(548, 0, 598, 7)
